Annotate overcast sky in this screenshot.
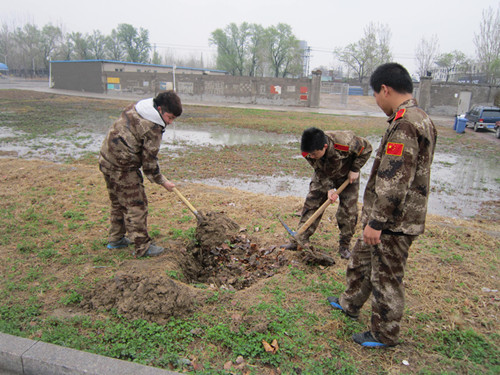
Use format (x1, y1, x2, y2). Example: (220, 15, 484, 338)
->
(3, 0, 499, 75)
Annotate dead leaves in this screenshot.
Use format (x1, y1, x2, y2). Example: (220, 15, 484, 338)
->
(262, 338, 279, 354)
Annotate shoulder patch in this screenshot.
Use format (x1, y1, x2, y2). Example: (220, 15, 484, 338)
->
(394, 108, 406, 121)
(334, 143, 349, 152)
(386, 142, 404, 156)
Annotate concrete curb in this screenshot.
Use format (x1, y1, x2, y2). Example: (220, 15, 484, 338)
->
(0, 332, 182, 375)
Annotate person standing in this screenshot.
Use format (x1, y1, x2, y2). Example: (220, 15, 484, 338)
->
(328, 63, 437, 347)
(281, 127, 372, 259)
(99, 90, 182, 258)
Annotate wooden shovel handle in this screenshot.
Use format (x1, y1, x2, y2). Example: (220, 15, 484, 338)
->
(296, 179, 350, 236)
(172, 187, 199, 216)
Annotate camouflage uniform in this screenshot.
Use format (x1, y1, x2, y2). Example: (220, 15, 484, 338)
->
(339, 98, 437, 346)
(299, 131, 372, 248)
(99, 99, 168, 257)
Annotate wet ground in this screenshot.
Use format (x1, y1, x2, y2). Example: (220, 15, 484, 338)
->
(1, 122, 498, 219)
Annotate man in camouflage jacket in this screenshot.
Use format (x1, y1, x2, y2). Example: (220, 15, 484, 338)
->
(282, 127, 372, 259)
(328, 63, 437, 348)
(99, 91, 182, 257)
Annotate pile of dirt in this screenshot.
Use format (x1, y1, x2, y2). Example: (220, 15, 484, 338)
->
(194, 210, 241, 250)
(186, 232, 289, 290)
(81, 271, 201, 324)
(81, 210, 293, 321)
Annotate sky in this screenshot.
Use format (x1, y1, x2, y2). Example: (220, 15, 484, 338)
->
(3, 0, 499, 75)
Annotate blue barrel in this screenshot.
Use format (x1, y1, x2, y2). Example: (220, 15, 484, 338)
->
(456, 117, 467, 133)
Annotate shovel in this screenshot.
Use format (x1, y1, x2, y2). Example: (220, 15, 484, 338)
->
(278, 179, 350, 248)
(172, 187, 203, 222)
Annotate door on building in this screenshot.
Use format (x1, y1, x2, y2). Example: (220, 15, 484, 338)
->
(457, 91, 472, 115)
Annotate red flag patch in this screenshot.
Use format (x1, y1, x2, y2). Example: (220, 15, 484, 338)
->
(301, 151, 309, 158)
(395, 108, 406, 120)
(386, 142, 404, 156)
(334, 143, 349, 152)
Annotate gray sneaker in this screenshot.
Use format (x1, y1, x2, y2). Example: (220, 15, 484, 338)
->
(143, 244, 164, 257)
(107, 237, 132, 249)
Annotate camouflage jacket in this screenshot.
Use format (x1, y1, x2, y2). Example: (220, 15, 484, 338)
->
(362, 98, 437, 235)
(305, 130, 372, 189)
(99, 100, 167, 185)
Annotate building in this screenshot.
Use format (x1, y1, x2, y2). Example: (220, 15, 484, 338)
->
(50, 60, 227, 94)
(49, 59, 322, 107)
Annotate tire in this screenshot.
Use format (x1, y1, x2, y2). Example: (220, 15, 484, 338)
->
(473, 122, 480, 132)
(496, 126, 500, 139)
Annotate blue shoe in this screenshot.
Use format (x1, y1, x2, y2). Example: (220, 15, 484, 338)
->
(352, 331, 391, 348)
(327, 296, 358, 319)
(107, 237, 132, 249)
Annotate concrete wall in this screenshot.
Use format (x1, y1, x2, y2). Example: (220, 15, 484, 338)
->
(417, 79, 500, 116)
(104, 72, 317, 107)
(51, 61, 104, 93)
(51, 61, 320, 108)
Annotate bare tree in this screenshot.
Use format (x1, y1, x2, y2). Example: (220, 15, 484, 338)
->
(69, 32, 90, 60)
(473, 4, 500, 84)
(335, 22, 393, 82)
(115, 24, 151, 63)
(265, 23, 302, 77)
(105, 29, 125, 61)
(415, 35, 440, 77)
(435, 50, 467, 82)
(88, 30, 107, 60)
(0, 23, 12, 66)
(14, 23, 42, 76)
(40, 24, 62, 71)
(210, 23, 249, 75)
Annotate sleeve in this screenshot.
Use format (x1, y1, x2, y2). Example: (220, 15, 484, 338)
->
(349, 136, 373, 172)
(141, 126, 168, 185)
(367, 121, 418, 230)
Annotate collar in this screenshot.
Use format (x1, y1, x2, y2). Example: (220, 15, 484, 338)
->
(388, 98, 418, 122)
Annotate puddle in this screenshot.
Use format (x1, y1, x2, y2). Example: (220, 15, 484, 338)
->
(194, 138, 500, 220)
(1, 126, 498, 219)
(165, 123, 297, 146)
(0, 124, 296, 160)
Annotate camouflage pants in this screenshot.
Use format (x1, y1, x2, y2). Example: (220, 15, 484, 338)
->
(339, 233, 416, 345)
(100, 165, 151, 257)
(297, 177, 359, 247)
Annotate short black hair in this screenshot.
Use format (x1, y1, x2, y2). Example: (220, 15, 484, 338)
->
(370, 63, 413, 94)
(301, 127, 327, 152)
(153, 90, 183, 117)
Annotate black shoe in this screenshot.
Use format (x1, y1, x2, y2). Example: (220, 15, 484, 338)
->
(352, 331, 391, 348)
(327, 296, 358, 319)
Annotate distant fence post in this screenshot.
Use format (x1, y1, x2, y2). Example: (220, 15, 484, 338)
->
(310, 69, 322, 107)
(418, 76, 432, 112)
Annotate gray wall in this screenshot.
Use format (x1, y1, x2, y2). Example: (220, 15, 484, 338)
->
(51, 61, 103, 93)
(51, 61, 321, 107)
(417, 80, 500, 116)
(105, 72, 318, 107)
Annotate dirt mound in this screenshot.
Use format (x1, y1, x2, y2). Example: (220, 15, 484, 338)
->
(195, 210, 241, 249)
(81, 272, 201, 324)
(186, 232, 289, 290)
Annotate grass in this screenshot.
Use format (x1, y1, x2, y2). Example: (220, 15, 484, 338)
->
(0, 90, 499, 374)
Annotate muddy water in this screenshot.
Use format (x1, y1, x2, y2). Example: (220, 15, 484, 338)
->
(0, 125, 498, 219)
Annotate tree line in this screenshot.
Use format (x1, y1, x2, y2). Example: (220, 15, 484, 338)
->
(0, 23, 155, 77)
(1, 4, 498, 84)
